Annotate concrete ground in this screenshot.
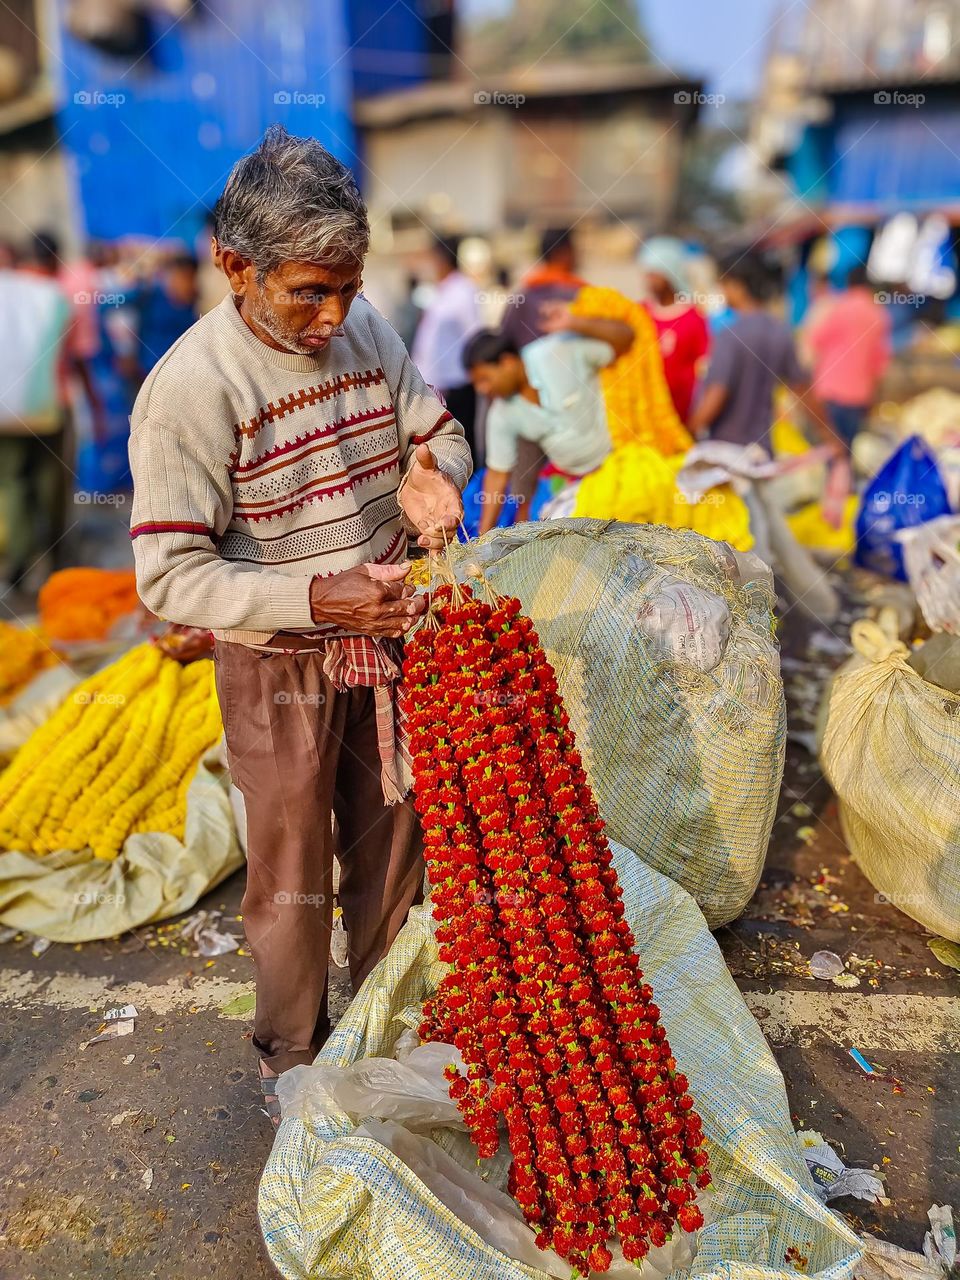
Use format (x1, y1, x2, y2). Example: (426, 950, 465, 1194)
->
(0, 571, 957, 1279)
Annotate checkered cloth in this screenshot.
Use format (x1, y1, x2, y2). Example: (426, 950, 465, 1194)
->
(322, 637, 406, 805)
(246, 634, 408, 805)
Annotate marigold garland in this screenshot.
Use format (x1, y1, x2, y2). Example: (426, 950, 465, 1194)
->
(402, 581, 710, 1276)
(0, 621, 61, 706)
(0, 644, 222, 859)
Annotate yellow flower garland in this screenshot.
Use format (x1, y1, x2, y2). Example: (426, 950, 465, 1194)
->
(0, 644, 223, 860)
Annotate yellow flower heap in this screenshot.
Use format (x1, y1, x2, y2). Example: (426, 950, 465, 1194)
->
(0, 644, 222, 860)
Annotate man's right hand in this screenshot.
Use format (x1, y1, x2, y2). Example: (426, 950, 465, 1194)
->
(309, 562, 427, 638)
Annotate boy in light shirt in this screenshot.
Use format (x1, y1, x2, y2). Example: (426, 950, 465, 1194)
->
(465, 305, 632, 534)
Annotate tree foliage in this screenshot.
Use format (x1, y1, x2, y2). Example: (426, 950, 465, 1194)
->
(464, 0, 651, 69)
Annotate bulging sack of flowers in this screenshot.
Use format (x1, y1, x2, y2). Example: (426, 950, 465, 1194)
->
(442, 519, 785, 928)
(261, 855, 860, 1280)
(820, 617, 960, 942)
(0, 644, 243, 941)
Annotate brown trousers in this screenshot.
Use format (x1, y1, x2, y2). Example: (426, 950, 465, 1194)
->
(213, 642, 424, 1072)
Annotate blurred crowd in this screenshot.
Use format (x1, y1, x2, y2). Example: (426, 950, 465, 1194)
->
(0, 232, 215, 590)
(0, 216, 918, 590)
(402, 228, 895, 531)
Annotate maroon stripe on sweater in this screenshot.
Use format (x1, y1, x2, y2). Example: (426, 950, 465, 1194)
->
(232, 401, 399, 478)
(130, 521, 214, 540)
(233, 368, 387, 439)
(410, 410, 453, 445)
(231, 419, 394, 483)
(233, 453, 400, 524)
(234, 446, 398, 512)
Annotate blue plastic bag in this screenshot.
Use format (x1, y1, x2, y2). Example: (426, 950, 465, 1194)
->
(458, 469, 518, 541)
(855, 435, 952, 580)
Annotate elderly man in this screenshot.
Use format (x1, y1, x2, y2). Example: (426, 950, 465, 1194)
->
(128, 126, 470, 1120)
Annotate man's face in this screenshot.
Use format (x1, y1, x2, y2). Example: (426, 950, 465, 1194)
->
(469, 355, 523, 400)
(721, 275, 746, 310)
(242, 259, 363, 355)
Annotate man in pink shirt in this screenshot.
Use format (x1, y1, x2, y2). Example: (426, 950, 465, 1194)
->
(806, 266, 891, 447)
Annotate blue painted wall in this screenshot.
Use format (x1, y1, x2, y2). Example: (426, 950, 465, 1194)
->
(346, 0, 443, 99)
(787, 87, 960, 211)
(54, 0, 435, 243)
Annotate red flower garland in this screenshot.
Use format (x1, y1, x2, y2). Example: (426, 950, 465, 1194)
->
(402, 583, 710, 1276)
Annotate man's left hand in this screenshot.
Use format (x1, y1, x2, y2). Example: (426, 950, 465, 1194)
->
(399, 443, 464, 551)
(154, 623, 215, 664)
(539, 300, 574, 334)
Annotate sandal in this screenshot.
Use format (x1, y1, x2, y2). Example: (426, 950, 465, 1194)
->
(258, 1064, 282, 1129)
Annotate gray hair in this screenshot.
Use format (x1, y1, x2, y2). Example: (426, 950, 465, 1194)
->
(214, 125, 370, 278)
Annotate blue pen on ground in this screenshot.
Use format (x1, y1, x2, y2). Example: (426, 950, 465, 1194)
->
(848, 1047, 876, 1075)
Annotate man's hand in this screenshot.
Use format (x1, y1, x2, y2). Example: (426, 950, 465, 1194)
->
(155, 623, 215, 664)
(539, 301, 634, 357)
(398, 443, 464, 551)
(310, 562, 426, 638)
(539, 300, 575, 334)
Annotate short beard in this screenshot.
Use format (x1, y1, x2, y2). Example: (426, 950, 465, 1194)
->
(246, 293, 317, 355)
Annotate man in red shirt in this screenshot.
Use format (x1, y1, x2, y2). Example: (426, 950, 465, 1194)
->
(638, 236, 709, 425)
(805, 265, 891, 446)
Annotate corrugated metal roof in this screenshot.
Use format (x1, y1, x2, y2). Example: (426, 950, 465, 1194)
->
(54, 0, 360, 241)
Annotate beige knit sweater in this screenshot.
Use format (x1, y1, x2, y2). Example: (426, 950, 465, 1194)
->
(128, 294, 472, 644)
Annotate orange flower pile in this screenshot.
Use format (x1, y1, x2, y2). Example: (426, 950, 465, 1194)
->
(0, 622, 60, 706)
(38, 568, 144, 642)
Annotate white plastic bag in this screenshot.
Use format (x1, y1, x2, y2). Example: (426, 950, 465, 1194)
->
(277, 1042, 468, 1131)
(637, 574, 731, 674)
(897, 514, 960, 635)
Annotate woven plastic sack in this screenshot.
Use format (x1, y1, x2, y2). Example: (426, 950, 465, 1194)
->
(820, 617, 960, 941)
(0, 741, 243, 941)
(452, 519, 785, 927)
(259, 845, 860, 1280)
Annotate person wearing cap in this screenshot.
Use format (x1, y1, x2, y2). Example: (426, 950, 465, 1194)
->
(638, 236, 709, 426)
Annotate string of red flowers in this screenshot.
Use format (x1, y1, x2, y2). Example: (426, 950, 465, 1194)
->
(401, 580, 711, 1276)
